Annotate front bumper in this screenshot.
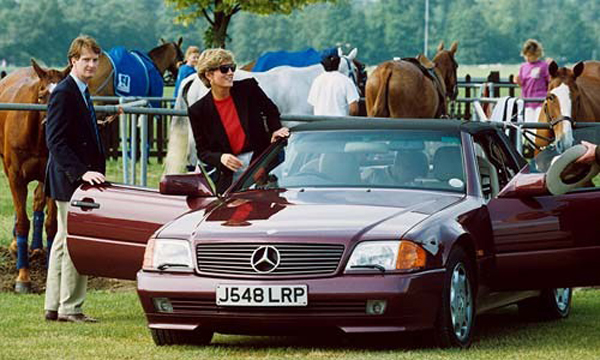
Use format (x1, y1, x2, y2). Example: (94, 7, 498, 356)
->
(137, 269, 445, 336)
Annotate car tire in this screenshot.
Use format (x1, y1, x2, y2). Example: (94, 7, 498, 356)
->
(518, 288, 572, 320)
(151, 328, 214, 346)
(433, 247, 476, 348)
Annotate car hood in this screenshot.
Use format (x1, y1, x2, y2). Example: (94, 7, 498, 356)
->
(158, 189, 463, 243)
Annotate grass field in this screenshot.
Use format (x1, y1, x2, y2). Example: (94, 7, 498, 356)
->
(459, 64, 520, 80)
(0, 288, 599, 358)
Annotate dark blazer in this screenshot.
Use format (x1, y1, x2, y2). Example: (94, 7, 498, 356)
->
(45, 75, 105, 201)
(188, 78, 282, 193)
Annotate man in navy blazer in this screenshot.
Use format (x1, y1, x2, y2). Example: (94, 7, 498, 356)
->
(44, 35, 105, 323)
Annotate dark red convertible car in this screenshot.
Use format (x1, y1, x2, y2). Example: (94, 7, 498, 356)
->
(67, 119, 600, 348)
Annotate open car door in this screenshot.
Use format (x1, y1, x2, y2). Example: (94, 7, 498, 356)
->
(487, 163, 600, 290)
(67, 173, 217, 280)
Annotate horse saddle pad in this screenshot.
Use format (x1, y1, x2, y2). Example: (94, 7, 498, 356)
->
(107, 46, 163, 104)
(490, 97, 523, 123)
(252, 47, 336, 72)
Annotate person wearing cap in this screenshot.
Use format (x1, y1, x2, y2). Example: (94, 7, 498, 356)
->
(308, 54, 359, 116)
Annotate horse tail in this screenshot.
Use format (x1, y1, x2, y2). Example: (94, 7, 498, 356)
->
(181, 78, 194, 107)
(163, 94, 190, 176)
(371, 62, 393, 117)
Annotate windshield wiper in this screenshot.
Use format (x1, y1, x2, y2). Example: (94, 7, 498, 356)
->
(350, 264, 386, 272)
(157, 263, 191, 271)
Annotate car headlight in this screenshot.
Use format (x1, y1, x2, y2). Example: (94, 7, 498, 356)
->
(142, 238, 194, 272)
(345, 240, 427, 272)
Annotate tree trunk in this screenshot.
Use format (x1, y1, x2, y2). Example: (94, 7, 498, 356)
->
(204, 7, 234, 48)
(212, 12, 232, 48)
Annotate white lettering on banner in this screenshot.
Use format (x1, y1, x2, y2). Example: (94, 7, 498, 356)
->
(117, 74, 131, 93)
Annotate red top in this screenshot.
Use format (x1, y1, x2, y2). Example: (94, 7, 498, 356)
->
(214, 96, 246, 154)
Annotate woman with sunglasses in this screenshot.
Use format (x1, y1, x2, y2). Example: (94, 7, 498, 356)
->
(188, 48, 289, 193)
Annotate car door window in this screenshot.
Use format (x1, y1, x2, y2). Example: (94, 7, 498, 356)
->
(474, 132, 521, 198)
(474, 143, 499, 201)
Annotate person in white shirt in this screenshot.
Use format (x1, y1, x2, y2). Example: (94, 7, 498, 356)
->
(308, 55, 359, 116)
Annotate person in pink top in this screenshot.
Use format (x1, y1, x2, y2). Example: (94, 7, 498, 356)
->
(515, 39, 550, 123)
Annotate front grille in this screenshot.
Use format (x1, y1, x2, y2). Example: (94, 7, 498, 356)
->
(196, 243, 344, 276)
(170, 298, 366, 316)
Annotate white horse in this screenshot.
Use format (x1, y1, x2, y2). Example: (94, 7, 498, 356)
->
(163, 48, 360, 175)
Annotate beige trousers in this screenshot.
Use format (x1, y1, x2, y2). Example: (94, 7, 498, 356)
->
(44, 201, 87, 315)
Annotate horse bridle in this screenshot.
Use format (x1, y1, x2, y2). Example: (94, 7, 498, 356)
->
(428, 69, 448, 118)
(436, 54, 459, 117)
(446, 56, 459, 101)
(543, 100, 575, 129)
(341, 56, 361, 94)
(520, 99, 576, 153)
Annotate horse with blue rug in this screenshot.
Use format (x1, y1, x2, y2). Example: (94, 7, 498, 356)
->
(251, 47, 337, 72)
(88, 38, 183, 101)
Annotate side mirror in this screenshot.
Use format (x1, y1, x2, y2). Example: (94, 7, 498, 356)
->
(160, 173, 215, 197)
(497, 173, 549, 198)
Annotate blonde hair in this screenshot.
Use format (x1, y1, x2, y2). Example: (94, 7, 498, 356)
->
(184, 46, 201, 62)
(521, 39, 544, 59)
(196, 48, 235, 87)
(67, 35, 101, 62)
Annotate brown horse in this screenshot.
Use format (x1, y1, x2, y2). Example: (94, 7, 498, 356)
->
(535, 61, 600, 155)
(88, 37, 183, 96)
(0, 60, 70, 293)
(240, 61, 256, 71)
(366, 41, 458, 118)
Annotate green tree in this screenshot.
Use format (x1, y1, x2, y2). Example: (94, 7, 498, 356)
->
(164, 0, 337, 48)
(320, 2, 364, 54)
(0, 0, 73, 66)
(539, 1, 594, 63)
(446, 0, 489, 64)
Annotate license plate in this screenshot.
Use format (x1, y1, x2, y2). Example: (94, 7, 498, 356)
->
(216, 285, 308, 307)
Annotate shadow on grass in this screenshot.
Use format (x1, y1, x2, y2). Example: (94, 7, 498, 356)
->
(186, 301, 599, 352)
(209, 331, 430, 351)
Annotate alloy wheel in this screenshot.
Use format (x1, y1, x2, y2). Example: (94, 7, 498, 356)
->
(450, 262, 473, 342)
(553, 288, 571, 312)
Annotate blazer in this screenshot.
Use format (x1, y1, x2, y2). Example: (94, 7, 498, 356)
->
(45, 75, 105, 201)
(188, 78, 282, 193)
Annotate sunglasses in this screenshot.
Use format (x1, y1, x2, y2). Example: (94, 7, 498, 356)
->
(212, 63, 237, 74)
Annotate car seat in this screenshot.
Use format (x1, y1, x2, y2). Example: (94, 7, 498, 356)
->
(432, 146, 463, 187)
(319, 152, 361, 184)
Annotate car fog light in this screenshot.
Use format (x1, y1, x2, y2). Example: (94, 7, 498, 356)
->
(366, 300, 387, 315)
(153, 297, 173, 313)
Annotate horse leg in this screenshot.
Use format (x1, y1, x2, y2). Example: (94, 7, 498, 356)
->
(30, 182, 46, 260)
(9, 214, 17, 254)
(45, 197, 57, 267)
(8, 175, 32, 293)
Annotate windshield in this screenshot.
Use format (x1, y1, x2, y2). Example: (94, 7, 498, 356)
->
(236, 129, 465, 193)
